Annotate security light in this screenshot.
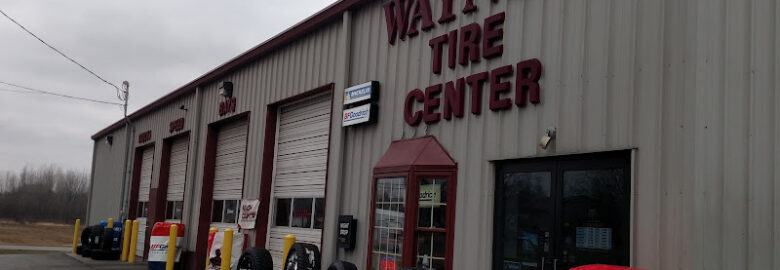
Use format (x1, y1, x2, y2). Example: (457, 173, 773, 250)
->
(219, 81, 233, 97)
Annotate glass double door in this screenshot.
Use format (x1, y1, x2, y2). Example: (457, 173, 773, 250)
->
(494, 151, 631, 270)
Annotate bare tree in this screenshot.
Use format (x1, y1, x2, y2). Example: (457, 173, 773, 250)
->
(0, 165, 89, 224)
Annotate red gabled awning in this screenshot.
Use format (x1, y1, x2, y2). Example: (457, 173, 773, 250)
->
(373, 136, 456, 173)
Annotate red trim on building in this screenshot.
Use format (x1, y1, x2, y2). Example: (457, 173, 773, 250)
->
(91, 0, 364, 140)
(254, 84, 334, 247)
(192, 112, 249, 270)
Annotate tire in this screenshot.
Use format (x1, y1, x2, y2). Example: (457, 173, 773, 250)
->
(81, 247, 92, 257)
(90, 226, 105, 251)
(326, 261, 357, 270)
(101, 227, 114, 251)
(284, 243, 321, 270)
(80, 227, 92, 247)
(237, 247, 273, 270)
(76, 245, 83, 255)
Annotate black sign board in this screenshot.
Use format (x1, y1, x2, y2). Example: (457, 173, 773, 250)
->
(337, 215, 357, 250)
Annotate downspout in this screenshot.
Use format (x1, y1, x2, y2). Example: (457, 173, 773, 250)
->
(184, 86, 204, 250)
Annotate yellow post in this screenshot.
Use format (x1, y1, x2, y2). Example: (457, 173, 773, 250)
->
(71, 219, 80, 254)
(221, 229, 234, 270)
(282, 234, 296, 270)
(166, 224, 178, 270)
(107, 218, 114, 228)
(121, 220, 132, 261)
(128, 220, 140, 264)
(206, 227, 218, 268)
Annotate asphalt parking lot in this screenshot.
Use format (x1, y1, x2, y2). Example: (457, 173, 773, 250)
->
(0, 252, 148, 270)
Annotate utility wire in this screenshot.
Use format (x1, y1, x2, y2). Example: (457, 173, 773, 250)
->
(0, 8, 124, 99)
(0, 81, 123, 106)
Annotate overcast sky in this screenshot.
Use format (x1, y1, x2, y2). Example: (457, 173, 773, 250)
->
(0, 0, 337, 173)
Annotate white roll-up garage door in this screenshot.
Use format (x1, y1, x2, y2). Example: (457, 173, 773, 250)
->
(165, 137, 188, 223)
(268, 93, 331, 269)
(137, 146, 154, 257)
(211, 119, 248, 230)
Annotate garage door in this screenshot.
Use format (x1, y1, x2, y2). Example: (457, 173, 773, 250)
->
(268, 92, 331, 269)
(211, 119, 248, 231)
(165, 137, 188, 223)
(136, 146, 154, 257)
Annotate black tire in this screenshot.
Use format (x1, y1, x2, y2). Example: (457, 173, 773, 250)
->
(80, 227, 92, 247)
(81, 247, 92, 257)
(237, 247, 273, 270)
(284, 243, 321, 270)
(90, 226, 105, 250)
(326, 261, 357, 270)
(101, 227, 114, 251)
(76, 245, 83, 255)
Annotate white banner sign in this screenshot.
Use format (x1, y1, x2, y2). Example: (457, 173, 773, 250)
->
(238, 199, 260, 229)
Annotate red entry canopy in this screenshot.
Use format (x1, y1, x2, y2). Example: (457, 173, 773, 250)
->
(373, 136, 456, 173)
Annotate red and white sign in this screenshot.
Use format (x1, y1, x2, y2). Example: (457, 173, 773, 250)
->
(206, 230, 246, 270)
(238, 199, 260, 229)
(147, 222, 185, 262)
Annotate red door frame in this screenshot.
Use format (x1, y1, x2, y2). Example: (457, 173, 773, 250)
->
(128, 142, 155, 259)
(254, 83, 334, 247)
(149, 131, 191, 227)
(192, 112, 250, 270)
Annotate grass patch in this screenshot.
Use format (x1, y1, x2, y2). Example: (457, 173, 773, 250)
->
(0, 220, 73, 246)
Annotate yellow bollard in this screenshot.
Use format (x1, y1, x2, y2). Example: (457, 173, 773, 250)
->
(282, 234, 296, 270)
(107, 218, 114, 228)
(121, 220, 132, 261)
(71, 219, 80, 254)
(206, 227, 218, 267)
(128, 220, 140, 264)
(166, 224, 178, 270)
(221, 229, 234, 270)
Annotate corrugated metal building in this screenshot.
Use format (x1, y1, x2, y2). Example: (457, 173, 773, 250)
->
(86, 0, 780, 269)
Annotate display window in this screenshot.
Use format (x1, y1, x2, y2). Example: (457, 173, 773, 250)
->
(368, 137, 457, 270)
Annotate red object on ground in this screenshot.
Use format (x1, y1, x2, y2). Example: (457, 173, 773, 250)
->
(570, 265, 646, 270)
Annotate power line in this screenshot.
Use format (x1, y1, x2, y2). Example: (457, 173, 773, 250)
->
(0, 81, 123, 106)
(0, 8, 124, 99)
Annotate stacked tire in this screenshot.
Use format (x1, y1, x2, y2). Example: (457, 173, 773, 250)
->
(78, 227, 94, 257)
(91, 226, 121, 260)
(237, 248, 273, 270)
(284, 243, 321, 270)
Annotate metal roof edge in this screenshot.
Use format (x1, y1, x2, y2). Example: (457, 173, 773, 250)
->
(92, 0, 365, 140)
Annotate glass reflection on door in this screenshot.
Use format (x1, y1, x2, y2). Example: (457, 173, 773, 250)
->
(501, 171, 553, 270)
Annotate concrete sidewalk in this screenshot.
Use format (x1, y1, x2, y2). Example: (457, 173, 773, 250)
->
(0, 244, 71, 252)
(0, 252, 148, 269)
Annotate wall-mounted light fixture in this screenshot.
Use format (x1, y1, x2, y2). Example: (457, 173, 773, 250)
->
(106, 135, 114, 145)
(179, 105, 187, 111)
(219, 81, 233, 98)
(539, 127, 556, 149)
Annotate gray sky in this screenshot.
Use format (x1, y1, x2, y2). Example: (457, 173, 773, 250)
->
(0, 0, 338, 173)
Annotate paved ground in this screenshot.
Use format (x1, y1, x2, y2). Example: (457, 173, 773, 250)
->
(0, 252, 148, 269)
(0, 244, 71, 252)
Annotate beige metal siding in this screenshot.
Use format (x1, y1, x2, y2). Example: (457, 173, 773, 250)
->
(185, 21, 344, 250)
(88, 128, 127, 225)
(332, 0, 780, 270)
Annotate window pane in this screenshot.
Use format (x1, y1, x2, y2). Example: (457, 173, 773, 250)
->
(419, 178, 447, 229)
(211, 200, 223, 223)
(313, 198, 325, 229)
(137, 202, 144, 218)
(416, 231, 446, 270)
(166, 201, 174, 219)
(292, 198, 313, 228)
(224, 200, 238, 223)
(371, 177, 405, 270)
(275, 198, 291, 226)
(174, 201, 183, 219)
(142, 202, 149, 218)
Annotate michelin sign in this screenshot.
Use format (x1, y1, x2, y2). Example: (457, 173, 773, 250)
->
(342, 81, 379, 127)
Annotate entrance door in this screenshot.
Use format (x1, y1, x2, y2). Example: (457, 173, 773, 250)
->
(494, 151, 630, 270)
